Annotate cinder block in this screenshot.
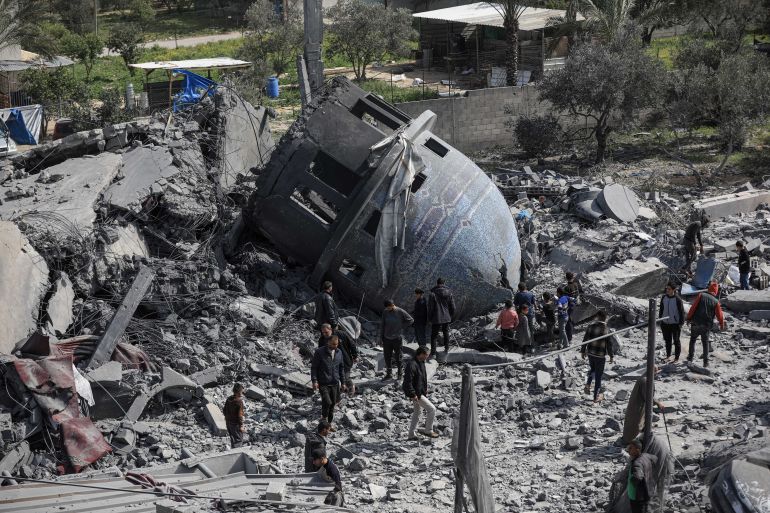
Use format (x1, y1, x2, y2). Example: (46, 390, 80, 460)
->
(265, 481, 286, 501)
(202, 403, 228, 436)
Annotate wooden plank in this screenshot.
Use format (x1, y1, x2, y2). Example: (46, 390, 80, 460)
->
(87, 266, 155, 369)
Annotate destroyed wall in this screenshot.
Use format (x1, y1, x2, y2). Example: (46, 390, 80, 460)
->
(250, 77, 520, 317)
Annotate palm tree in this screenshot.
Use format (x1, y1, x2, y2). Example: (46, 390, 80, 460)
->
(488, 1, 539, 86)
(577, 0, 636, 42)
(0, 0, 58, 58)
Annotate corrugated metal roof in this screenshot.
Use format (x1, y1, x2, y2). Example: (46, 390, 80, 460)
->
(129, 57, 251, 71)
(0, 56, 74, 72)
(413, 3, 583, 30)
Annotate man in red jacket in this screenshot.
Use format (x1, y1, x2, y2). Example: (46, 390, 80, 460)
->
(686, 281, 725, 368)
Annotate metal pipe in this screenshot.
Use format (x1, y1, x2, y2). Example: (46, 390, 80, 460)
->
(644, 297, 657, 450)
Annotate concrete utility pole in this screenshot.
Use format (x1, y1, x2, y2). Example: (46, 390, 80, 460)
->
(303, 0, 324, 94)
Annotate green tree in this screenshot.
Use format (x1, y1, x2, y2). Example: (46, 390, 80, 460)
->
(326, 0, 416, 81)
(488, 1, 543, 86)
(55, 0, 95, 34)
(629, 0, 689, 45)
(107, 24, 144, 74)
(19, 67, 86, 136)
(537, 27, 665, 163)
(684, 0, 766, 52)
(0, 0, 59, 58)
(577, 0, 635, 42)
(62, 32, 103, 82)
(128, 0, 155, 29)
(238, 0, 304, 78)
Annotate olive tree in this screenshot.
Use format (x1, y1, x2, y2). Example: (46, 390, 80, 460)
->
(537, 27, 665, 163)
(107, 24, 144, 75)
(238, 0, 304, 78)
(326, 0, 416, 81)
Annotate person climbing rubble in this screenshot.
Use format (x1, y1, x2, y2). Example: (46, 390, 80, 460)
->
(686, 280, 725, 368)
(403, 346, 438, 439)
(380, 299, 414, 380)
(514, 282, 535, 331)
(565, 272, 582, 341)
(681, 216, 709, 277)
(311, 449, 344, 502)
(495, 299, 519, 351)
(658, 283, 685, 363)
(304, 420, 331, 472)
(315, 281, 339, 330)
(427, 278, 455, 357)
(516, 304, 534, 354)
(311, 335, 347, 429)
(625, 439, 659, 513)
(736, 240, 751, 290)
(318, 323, 359, 395)
(412, 288, 428, 346)
(223, 383, 246, 448)
(580, 311, 615, 403)
(556, 287, 573, 348)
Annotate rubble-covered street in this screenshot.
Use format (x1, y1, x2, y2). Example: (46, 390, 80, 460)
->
(0, 78, 769, 513)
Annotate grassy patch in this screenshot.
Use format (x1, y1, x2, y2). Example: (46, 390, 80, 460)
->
(358, 79, 438, 103)
(98, 8, 240, 41)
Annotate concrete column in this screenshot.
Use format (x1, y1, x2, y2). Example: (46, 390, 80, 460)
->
(303, 0, 324, 93)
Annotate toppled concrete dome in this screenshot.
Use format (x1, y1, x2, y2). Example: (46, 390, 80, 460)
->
(249, 77, 519, 317)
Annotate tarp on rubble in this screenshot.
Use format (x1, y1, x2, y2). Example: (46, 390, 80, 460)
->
(0, 105, 42, 145)
(172, 69, 216, 112)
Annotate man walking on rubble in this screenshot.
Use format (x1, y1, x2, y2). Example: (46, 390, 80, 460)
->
(659, 283, 685, 362)
(315, 281, 339, 330)
(304, 420, 331, 472)
(565, 272, 582, 341)
(427, 278, 456, 357)
(737, 240, 751, 290)
(581, 311, 615, 403)
(514, 282, 535, 331)
(681, 216, 709, 277)
(223, 383, 246, 448)
(403, 346, 438, 439)
(495, 299, 519, 352)
(318, 323, 359, 395)
(626, 439, 659, 513)
(413, 288, 429, 346)
(686, 280, 725, 368)
(556, 287, 572, 349)
(311, 335, 347, 429)
(380, 299, 414, 379)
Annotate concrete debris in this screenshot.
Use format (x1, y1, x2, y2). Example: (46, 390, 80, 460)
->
(694, 189, 770, 220)
(583, 258, 668, 299)
(596, 183, 640, 223)
(45, 272, 75, 334)
(723, 289, 770, 313)
(228, 296, 285, 334)
(103, 146, 178, 213)
(202, 403, 228, 436)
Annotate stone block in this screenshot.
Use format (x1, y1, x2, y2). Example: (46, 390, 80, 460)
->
(725, 290, 770, 313)
(694, 190, 770, 220)
(202, 403, 228, 436)
(245, 385, 268, 401)
(265, 481, 285, 502)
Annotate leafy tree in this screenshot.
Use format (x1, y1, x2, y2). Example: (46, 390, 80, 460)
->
(107, 24, 144, 75)
(238, 0, 304, 78)
(629, 0, 689, 45)
(326, 0, 416, 81)
(19, 67, 86, 136)
(0, 0, 59, 58)
(683, 0, 766, 52)
(576, 0, 635, 42)
(55, 0, 95, 35)
(537, 27, 665, 163)
(511, 114, 562, 157)
(62, 32, 103, 82)
(128, 0, 155, 29)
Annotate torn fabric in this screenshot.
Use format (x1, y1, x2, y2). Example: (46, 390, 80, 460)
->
(60, 417, 112, 473)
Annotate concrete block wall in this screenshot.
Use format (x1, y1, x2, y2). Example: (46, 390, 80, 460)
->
(395, 84, 548, 152)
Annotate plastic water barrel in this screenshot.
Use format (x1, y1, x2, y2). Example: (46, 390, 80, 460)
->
(266, 77, 279, 98)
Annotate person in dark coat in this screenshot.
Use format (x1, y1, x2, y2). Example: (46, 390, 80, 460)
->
(541, 292, 556, 347)
(580, 311, 615, 403)
(658, 283, 685, 362)
(311, 336, 347, 428)
(626, 439, 659, 513)
(412, 288, 428, 346)
(427, 278, 455, 357)
(681, 217, 708, 276)
(223, 383, 245, 448)
(311, 448, 343, 492)
(736, 240, 751, 290)
(403, 346, 437, 439)
(686, 280, 725, 367)
(565, 272, 582, 341)
(304, 420, 331, 472)
(380, 299, 414, 379)
(315, 281, 339, 330)
(318, 323, 359, 394)
(513, 282, 535, 330)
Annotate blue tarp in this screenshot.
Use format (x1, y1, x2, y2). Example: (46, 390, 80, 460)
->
(172, 69, 216, 112)
(1, 105, 43, 145)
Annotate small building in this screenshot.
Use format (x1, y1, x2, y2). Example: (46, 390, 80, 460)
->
(0, 45, 74, 108)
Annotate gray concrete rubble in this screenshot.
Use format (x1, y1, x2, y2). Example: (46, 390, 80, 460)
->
(103, 146, 178, 213)
(44, 272, 75, 335)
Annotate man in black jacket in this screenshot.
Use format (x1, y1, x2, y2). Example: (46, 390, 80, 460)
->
(380, 299, 414, 379)
(658, 283, 685, 362)
(427, 278, 455, 357)
(681, 217, 708, 276)
(580, 311, 615, 403)
(626, 439, 659, 513)
(311, 336, 347, 428)
(311, 448, 343, 492)
(315, 281, 339, 330)
(403, 346, 438, 439)
(737, 240, 751, 290)
(304, 420, 331, 472)
(412, 288, 428, 346)
(318, 323, 359, 394)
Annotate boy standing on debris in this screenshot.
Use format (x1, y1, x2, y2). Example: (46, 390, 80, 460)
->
(658, 283, 685, 362)
(556, 287, 572, 349)
(380, 299, 414, 379)
(541, 292, 556, 346)
(223, 383, 245, 448)
(318, 324, 359, 395)
(737, 240, 751, 290)
(403, 346, 438, 439)
(682, 217, 708, 276)
(580, 311, 615, 403)
(427, 278, 456, 357)
(304, 420, 331, 472)
(311, 448, 343, 494)
(686, 280, 725, 368)
(311, 335, 347, 429)
(626, 439, 658, 513)
(495, 299, 519, 352)
(516, 304, 534, 353)
(513, 282, 535, 330)
(413, 288, 429, 346)
(315, 281, 339, 330)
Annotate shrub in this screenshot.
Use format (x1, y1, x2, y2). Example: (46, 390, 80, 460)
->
(512, 115, 562, 157)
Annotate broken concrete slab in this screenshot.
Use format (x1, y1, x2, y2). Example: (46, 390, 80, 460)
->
(45, 272, 75, 334)
(190, 365, 223, 387)
(694, 189, 770, 220)
(85, 361, 123, 386)
(724, 289, 770, 313)
(748, 310, 770, 321)
(596, 183, 640, 223)
(203, 403, 228, 436)
(103, 223, 150, 260)
(0, 221, 49, 354)
(124, 366, 203, 422)
(229, 296, 285, 334)
(103, 146, 178, 213)
(547, 229, 615, 273)
(738, 326, 770, 339)
(0, 152, 122, 232)
(584, 258, 668, 299)
(250, 364, 313, 394)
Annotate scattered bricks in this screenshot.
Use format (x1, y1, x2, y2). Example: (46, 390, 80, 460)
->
(245, 385, 268, 401)
(202, 403, 228, 436)
(265, 481, 286, 502)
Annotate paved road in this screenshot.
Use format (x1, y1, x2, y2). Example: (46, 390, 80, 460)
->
(101, 31, 244, 56)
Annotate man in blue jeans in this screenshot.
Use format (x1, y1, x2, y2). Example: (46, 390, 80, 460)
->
(737, 241, 751, 290)
(580, 311, 614, 403)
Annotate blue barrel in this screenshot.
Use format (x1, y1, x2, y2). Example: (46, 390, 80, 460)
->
(266, 77, 279, 98)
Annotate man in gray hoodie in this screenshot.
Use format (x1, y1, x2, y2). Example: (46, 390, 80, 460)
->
(380, 299, 414, 379)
